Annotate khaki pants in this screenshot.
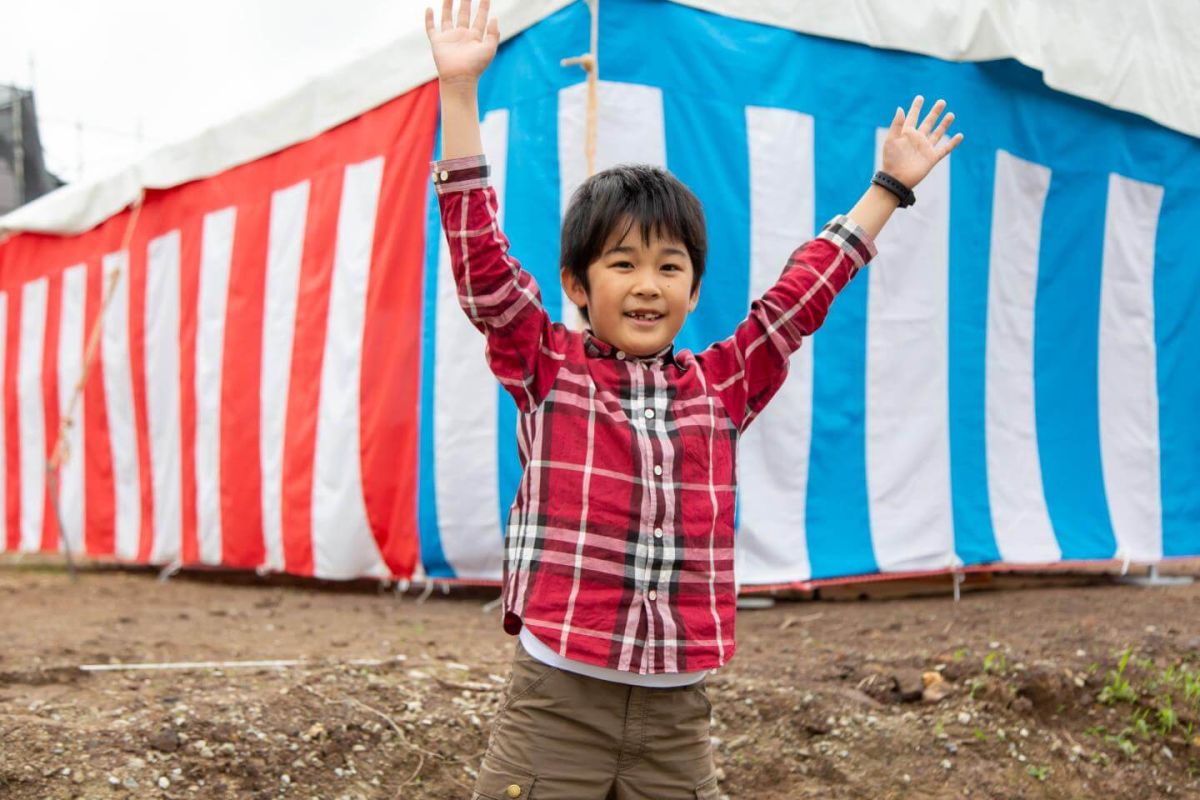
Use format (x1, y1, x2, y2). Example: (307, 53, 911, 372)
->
(470, 641, 720, 800)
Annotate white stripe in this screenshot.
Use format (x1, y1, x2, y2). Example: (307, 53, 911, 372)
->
(435, 109, 508, 579)
(145, 230, 183, 564)
(0, 294, 6, 551)
(557, 81, 666, 330)
(311, 156, 388, 579)
(196, 207, 237, 565)
(260, 182, 309, 572)
(57, 264, 87, 554)
(17, 278, 48, 552)
(985, 151, 1060, 562)
(1098, 173, 1164, 562)
(101, 252, 141, 561)
(736, 105, 816, 584)
(865, 131, 955, 571)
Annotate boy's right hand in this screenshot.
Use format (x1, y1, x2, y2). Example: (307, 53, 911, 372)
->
(425, 0, 500, 86)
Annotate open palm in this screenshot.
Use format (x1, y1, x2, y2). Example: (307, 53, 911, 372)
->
(425, 0, 500, 85)
(881, 96, 964, 188)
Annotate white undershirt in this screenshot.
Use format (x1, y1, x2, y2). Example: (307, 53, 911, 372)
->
(518, 627, 709, 687)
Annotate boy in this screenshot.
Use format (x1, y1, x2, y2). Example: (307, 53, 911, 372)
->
(425, 1, 962, 797)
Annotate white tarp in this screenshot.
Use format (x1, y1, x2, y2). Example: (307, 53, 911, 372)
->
(2, 0, 1196, 237)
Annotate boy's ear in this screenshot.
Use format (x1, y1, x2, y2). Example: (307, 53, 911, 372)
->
(561, 268, 589, 311)
(688, 279, 702, 312)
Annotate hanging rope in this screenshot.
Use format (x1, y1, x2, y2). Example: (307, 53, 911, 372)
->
(560, 0, 600, 177)
(46, 190, 144, 580)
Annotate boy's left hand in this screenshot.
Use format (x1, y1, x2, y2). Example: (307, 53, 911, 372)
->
(881, 96, 964, 189)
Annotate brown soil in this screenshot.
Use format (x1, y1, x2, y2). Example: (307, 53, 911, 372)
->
(1, 557, 1199, 799)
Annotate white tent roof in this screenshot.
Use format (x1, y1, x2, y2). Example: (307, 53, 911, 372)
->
(3, 0, 1196, 237)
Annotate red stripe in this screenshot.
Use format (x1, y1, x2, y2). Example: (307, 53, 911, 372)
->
(3, 288, 21, 550)
(280, 169, 343, 576)
(219, 200, 269, 568)
(359, 82, 439, 577)
(41, 273, 62, 551)
(83, 250, 117, 557)
(125, 217, 157, 562)
(178, 218, 202, 565)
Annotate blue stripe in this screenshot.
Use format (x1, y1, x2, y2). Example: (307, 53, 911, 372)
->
(1034, 173, 1117, 559)
(948, 146, 1000, 565)
(805, 117, 878, 580)
(662, 96, 750, 359)
(417, 119, 453, 577)
(479, 3, 588, 536)
(495, 96, 566, 530)
(1155, 187, 1200, 558)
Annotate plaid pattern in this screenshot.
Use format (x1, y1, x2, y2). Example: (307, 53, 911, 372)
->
(433, 155, 876, 674)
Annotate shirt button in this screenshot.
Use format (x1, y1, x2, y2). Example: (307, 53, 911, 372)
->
(648, 590, 658, 600)
(506, 785, 522, 798)
(439, 170, 449, 182)
(654, 528, 663, 538)
(644, 408, 655, 419)
(653, 465, 663, 476)
(616, 350, 626, 360)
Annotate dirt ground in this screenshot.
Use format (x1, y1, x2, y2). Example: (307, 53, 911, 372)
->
(2, 557, 1199, 800)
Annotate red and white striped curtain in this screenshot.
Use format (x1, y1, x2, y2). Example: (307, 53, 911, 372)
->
(0, 83, 438, 580)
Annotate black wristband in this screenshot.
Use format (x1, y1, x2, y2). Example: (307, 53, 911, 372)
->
(871, 171, 916, 208)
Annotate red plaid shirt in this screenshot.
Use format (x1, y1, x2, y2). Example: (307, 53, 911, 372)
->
(432, 155, 876, 674)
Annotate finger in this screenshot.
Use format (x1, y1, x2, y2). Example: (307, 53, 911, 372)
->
(937, 132, 965, 158)
(473, 0, 490, 35)
(486, 15, 500, 45)
(457, 0, 472, 29)
(425, 7, 435, 38)
(905, 95, 924, 129)
(888, 106, 904, 137)
(440, 0, 452, 30)
(930, 112, 954, 145)
(919, 98, 946, 134)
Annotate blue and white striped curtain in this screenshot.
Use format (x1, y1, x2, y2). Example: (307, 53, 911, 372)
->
(417, 0, 1200, 584)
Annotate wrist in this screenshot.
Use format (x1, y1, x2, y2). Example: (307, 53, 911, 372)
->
(439, 77, 480, 97)
(867, 182, 901, 209)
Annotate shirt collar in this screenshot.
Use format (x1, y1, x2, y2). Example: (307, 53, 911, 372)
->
(583, 330, 678, 368)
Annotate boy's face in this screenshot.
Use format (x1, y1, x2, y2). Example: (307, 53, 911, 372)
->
(562, 217, 700, 358)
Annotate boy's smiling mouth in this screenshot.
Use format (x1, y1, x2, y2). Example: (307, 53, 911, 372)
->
(624, 310, 665, 328)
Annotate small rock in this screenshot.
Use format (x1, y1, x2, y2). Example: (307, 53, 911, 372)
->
(956, 711, 971, 725)
(941, 759, 953, 770)
(281, 774, 292, 785)
(158, 776, 170, 789)
(1161, 746, 1174, 760)
(149, 728, 180, 753)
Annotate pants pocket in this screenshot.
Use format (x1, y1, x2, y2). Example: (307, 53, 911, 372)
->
(472, 753, 537, 799)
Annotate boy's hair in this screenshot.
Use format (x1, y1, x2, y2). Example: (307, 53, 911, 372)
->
(561, 164, 707, 322)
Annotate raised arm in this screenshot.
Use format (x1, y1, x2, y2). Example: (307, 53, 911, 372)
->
(845, 95, 964, 238)
(425, 0, 499, 159)
(697, 96, 963, 431)
(424, 1, 565, 412)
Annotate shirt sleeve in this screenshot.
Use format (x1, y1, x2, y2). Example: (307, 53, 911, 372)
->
(694, 214, 876, 432)
(432, 154, 565, 412)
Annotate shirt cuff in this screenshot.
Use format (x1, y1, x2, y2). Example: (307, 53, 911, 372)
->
(430, 154, 490, 195)
(817, 214, 877, 271)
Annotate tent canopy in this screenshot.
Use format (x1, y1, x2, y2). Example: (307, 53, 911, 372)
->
(2, 0, 1196, 237)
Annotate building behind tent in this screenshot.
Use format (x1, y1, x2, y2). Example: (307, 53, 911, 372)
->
(0, 84, 63, 215)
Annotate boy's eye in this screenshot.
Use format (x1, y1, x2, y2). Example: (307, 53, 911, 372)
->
(661, 264, 681, 272)
(611, 261, 634, 269)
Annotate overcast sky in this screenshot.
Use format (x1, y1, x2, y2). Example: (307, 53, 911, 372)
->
(2, 0, 432, 184)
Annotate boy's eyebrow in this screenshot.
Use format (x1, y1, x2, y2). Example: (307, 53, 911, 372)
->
(604, 244, 688, 258)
